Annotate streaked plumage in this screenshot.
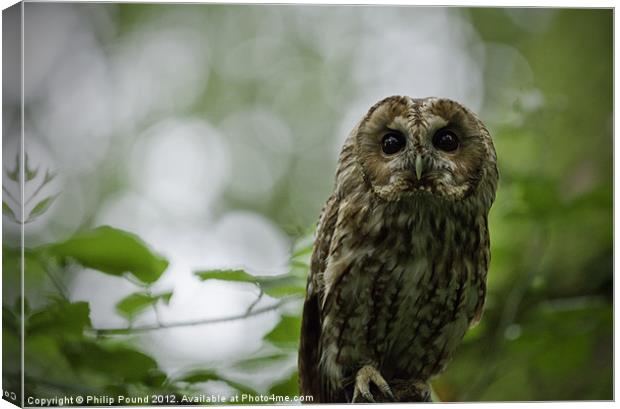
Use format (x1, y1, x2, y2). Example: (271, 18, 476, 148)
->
(298, 96, 498, 403)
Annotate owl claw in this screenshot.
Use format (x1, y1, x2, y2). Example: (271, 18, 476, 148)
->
(351, 365, 394, 403)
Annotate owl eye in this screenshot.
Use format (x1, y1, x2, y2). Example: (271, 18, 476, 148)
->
(381, 132, 406, 155)
(432, 128, 459, 152)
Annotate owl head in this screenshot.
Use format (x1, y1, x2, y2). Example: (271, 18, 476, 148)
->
(341, 96, 498, 209)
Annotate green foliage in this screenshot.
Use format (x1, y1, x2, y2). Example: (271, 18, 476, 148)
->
(268, 371, 298, 397)
(263, 315, 301, 350)
(230, 353, 290, 371)
(62, 342, 166, 385)
(24, 154, 39, 182)
(196, 269, 305, 298)
(27, 300, 91, 338)
(49, 226, 169, 284)
(3, 154, 59, 224)
(6, 220, 308, 401)
(28, 195, 59, 221)
(23, 298, 170, 396)
(6, 154, 19, 182)
(2, 201, 16, 221)
(116, 291, 173, 321)
(178, 370, 258, 395)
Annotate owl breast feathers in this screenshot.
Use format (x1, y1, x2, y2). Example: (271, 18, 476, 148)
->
(298, 96, 498, 403)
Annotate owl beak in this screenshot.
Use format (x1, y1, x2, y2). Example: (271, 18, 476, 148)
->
(415, 155, 424, 181)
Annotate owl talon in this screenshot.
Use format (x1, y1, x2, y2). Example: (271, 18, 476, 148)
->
(351, 365, 393, 403)
(383, 387, 396, 401)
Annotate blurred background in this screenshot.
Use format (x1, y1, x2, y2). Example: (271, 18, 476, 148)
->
(2, 4, 612, 402)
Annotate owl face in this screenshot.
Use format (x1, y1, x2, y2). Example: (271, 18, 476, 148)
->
(353, 96, 497, 203)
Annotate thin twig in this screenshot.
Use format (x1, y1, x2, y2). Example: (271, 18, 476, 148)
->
(92, 295, 300, 336)
(43, 257, 71, 300)
(245, 288, 264, 314)
(2, 186, 19, 206)
(25, 177, 48, 206)
(45, 271, 69, 300)
(149, 287, 164, 327)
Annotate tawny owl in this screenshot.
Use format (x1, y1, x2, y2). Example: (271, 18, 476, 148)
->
(298, 96, 498, 403)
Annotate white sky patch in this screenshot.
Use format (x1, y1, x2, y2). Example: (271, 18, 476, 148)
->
(129, 118, 230, 221)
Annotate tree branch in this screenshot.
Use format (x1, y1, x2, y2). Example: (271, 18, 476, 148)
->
(92, 296, 300, 336)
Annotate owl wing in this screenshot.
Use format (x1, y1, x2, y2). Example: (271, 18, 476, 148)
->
(469, 267, 488, 327)
(469, 284, 486, 327)
(470, 229, 491, 327)
(298, 193, 340, 402)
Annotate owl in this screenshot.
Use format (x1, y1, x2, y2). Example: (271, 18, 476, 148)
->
(298, 96, 498, 403)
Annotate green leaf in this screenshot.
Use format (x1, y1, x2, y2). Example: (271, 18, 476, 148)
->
(116, 293, 152, 320)
(268, 371, 299, 398)
(15, 296, 30, 316)
(24, 154, 38, 181)
(195, 269, 305, 298)
(179, 370, 258, 395)
(159, 292, 173, 303)
(196, 269, 255, 283)
(261, 276, 306, 297)
(27, 300, 91, 337)
(231, 353, 289, 371)
(3, 201, 16, 221)
(264, 315, 301, 349)
(50, 226, 169, 284)
(6, 153, 19, 182)
(3, 306, 18, 332)
(116, 291, 173, 320)
(291, 235, 314, 259)
(28, 194, 58, 220)
(178, 369, 220, 383)
(43, 169, 56, 185)
(24, 335, 75, 383)
(62, 341, 166, 384)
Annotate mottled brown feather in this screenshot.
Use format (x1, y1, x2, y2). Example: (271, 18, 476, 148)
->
(298, 194, 340, 402)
